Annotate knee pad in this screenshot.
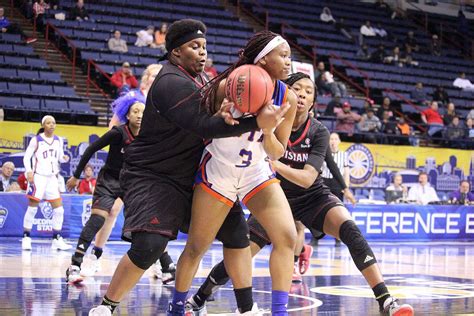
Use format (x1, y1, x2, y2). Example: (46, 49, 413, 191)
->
(127, 232, 168, 270)
(249, 231, 270, 249)
(80, 214, 106, 243)
(52, 206, 65, 231)
(339, 220, 376, 271)
(216, 211, 250, 249)
(23, 206, 38, 230)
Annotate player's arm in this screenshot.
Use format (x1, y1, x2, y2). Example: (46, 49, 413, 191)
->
(23, 137, 37, 183)
(58, 137, 69, 163)
(262, 89, 297, 161)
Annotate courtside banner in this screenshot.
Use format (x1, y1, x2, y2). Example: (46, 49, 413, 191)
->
(347, 204, 474, 241)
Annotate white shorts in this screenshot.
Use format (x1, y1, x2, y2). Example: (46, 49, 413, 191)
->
(195, 151, 278, 207)
(26, 173, 61, 202)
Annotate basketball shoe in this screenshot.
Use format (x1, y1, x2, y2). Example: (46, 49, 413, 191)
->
(52, 236, 72, 250)
(22, 236, 32, 250)
(66, 265, 83, 284)
(185, 296, 207, 316)
(236, 303, 263, 315)
(89, 305, 112, 316)
(382, 297, 414, 316)
(298, 244, 313, 274)
(292, 262, 302, 283)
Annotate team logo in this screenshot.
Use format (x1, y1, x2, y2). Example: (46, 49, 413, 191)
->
(305, 138, 310, 145)
(0, 206, 8, 228)
(346, 144, 374, 185)
(82, 199, 93, 226)
(39, 201, 54, 219)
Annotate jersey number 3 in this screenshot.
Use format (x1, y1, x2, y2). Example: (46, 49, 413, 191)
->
(234, 131, 263, 168)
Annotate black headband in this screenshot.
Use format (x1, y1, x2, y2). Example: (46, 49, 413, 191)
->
(166, 30, 205, 53)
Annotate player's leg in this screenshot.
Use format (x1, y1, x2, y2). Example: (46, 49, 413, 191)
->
(49, 198, 71, 251)
(292, 221, 305, 282)
(321, 205, 413, 315)
(245, 183, 297, 315)
(92, 198, 123, 261)
(22, 198, 39, 251)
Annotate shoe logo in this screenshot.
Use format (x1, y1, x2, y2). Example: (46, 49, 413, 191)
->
(78, 244, 85, 249)
(364, 255, 374, 263)
(150, 217, 160, 225)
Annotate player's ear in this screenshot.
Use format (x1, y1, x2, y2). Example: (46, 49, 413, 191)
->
(258, 57, 267, 66)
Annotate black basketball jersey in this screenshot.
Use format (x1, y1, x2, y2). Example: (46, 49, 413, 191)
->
(278, 117, 330, 199)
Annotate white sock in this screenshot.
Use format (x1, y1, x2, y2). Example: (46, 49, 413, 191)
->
(52, 206, 65, 231)
(23, 206, 38, 230)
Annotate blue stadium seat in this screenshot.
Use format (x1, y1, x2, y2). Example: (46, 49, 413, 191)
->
(22, 98, 41, 110)
(26, 58, 48, 68)
(13, 45, 35, 55)
(0, 69, 17, 79)
(43, 99, 69, 112)
(39, 71, 62, 82)
(31, 84, 53, 95)
(4, 56, 26, 66)
(53, 86, 77, 97)
(0, 96, 21, 108)
(17, 69, 40, 80)
(0, 82, 7, 92)
(69, 101, 93, 113)
(8, 82, 30, 93)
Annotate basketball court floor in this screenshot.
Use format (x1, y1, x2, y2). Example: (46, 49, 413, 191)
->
(1, 237, 473, 315)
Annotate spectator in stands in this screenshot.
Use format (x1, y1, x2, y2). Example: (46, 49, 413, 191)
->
(356, 44, 371, 60)
(315, 62, 346, 97)
(383, 46, 402, 66)
(334, 18, 354, 42)
(421, 101, 444, 137)
(449, 180, 474, 205)
(408, 172, 439, 205)
(204, 58, 218, 79)
(370, 44, 386, 63)
(358, 108, 381, 143)
(396, 116, 414, 145)
(78, 164, 96, 194)
(453, 72, 474, 92)
(324, 96, 342, 116)
(404, 31, 419, 52)
(0, 7, 36, 43)
(69, 0, 90, 21)
(430, 34, 441, 56)
(108, 30, 128, 53)
(135, 25, 154, 47)
(377, 97, 394, 119)
(111, 62, 139, 95)
(320, 7, 336, 24)
(466, 118, 474, 146)
(445, 116, 465, 147)
(381, 111, 398, 136)
(403, 46, 419, 67)
(443, 102, 457, 126)
(359, 20, 375, 45)
(335, 102, 362, 137)
(373, 23, 387, 37)
(0, 161, 15, 192)
(385, 173, 407, 203)
(468, 109, 474, 120)
(33, 0, 50, 32)
(152, 23, 167, 51)
(432, 85, 449, 105)
(359, 97, 376, 115)
(410, 82, 429, 104)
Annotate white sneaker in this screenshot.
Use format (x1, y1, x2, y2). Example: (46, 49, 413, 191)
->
(89, 305, 112, 316)
(51, 237, 72, 251)
(236, 303, 263, 315)
(81, 254, 101, 277)
(152, 261, 163, 280)
(22, 236, 32, 250)
(66, 265, 83, 284)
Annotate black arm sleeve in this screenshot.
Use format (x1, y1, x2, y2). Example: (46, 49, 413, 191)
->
(73, 129, 122, 178)
(324, 148, 347, 189)
(305, 125, 330, 173)
(154, 74, 258, 139)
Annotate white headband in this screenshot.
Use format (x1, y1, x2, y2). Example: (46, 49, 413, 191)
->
(41, 115, 55, 125)
(253, 36, 288, 64)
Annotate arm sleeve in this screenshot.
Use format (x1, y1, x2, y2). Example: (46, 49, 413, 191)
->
(23, 137, 37, 173)
(156, 74, 258, 139)
(58, 137, 67, 163)
(73, 129, 121, 178)
(305, 125, 330, 173)
(324, 148, 347, 189)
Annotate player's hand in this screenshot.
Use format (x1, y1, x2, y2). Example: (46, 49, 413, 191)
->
(343, 188, 357, 206)
(256, 101, 289, 130)
(66, 177, 78, 191)
(217, 98, 239, 126)
(26, 171, 34, 184)
(62, 155, 70, 163)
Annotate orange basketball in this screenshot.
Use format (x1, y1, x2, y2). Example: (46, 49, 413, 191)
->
(225, 64, 274, 114)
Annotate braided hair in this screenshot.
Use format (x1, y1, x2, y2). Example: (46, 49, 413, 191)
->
(202, 31, 279, 114)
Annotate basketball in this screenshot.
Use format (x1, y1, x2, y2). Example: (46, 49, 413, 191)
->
(225, 64, 274, 114)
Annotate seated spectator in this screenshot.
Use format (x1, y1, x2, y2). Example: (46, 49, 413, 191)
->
(407, 172, 439, 205)
(466, 109, 474, 120)
(403, 47, 419, 67)
(377, 97, 394, 119)
(404, 31, 419, 52)
(453, 72, 474, 91)
(135, 25, 154, 47)
(359, 98, 376, 115)
(356, 44, 371, 60)
(383, 46, 402, 66)
(69, 0, 89, 21)
(358, 108, 381, 143)
(430, 34, 441, 56)
(449, 180, 474, 205)
(324, 96, 342, 116)
(385, 173, 407, 203)
(410, 82, 429, 104)
(204, 58, 218, 79)
(0, 7, 36, 43)
(334, 18, 354, 41)
(78, 164, 96, 194)
(32, 0, 50, 32)
(432, 85, 449, 105)
(373, 23, 387, 37)
(320, 7, 336, 24)
(381, 111, 397, 134)
(335, 102, 362, 136)
(152, 23, 167, 51)
(111, 62, 139, 95)
(443, 102, 457, 125)
(466, 117, 474, 140)
(0, 161, 15, 192)
(6, 182, 21, 192)
(370, 44, 386, 63)
(315, 62, 346, 97)
(359, 20, 375, 45)
(396, 116, 416, 145)
(421, 101, 444, 137)
(108, 30, 128, 53)
(445, 116, 465, 147)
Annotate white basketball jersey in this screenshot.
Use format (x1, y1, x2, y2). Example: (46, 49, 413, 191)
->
(24, 134, 64, 176)
(205, 80, 288, 168)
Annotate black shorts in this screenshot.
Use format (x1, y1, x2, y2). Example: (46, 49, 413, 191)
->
(322, 177, 344, 201)
(249, 188, 343, 246)
(92, 169, 122, 212)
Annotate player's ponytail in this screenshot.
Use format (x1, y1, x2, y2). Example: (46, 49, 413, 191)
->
(36, 128, 45, 135)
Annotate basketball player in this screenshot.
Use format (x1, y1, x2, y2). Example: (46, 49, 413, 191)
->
(88, 19, 287, 316)
(172, 31, 297, 316)
(65, 92, 145, 284)
(21, 115, 71, 251)
(188, 73, 414, 316)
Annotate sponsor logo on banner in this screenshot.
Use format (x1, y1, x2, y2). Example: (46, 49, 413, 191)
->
(34, 201, 54, 232)
(82, 199, 93, 226)
(0, 206, 8, 228)
(346, 144, 374, 185)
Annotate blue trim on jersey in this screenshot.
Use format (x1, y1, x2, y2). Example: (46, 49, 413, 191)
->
(272, 80, 287, 107)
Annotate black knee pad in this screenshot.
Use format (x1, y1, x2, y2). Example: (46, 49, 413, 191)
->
(127, 232, 169, 270)
(249, 231, 270, 249)
(339, 220, 377, 271)
(80, 214, 106, 242)
(216, 211, 250, 249)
